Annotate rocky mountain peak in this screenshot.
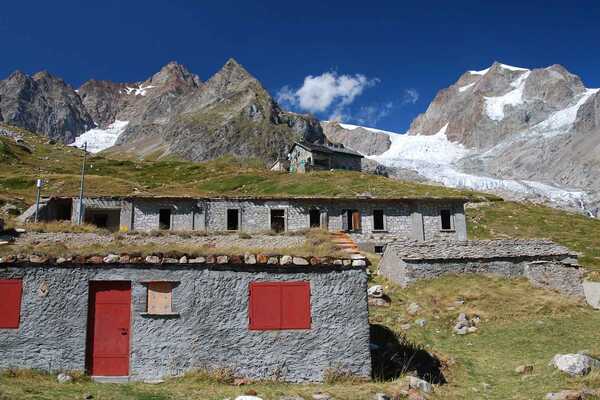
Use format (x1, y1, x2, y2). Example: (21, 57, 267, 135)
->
(207, 58, 259, 97)
(148, 61, 201, 88)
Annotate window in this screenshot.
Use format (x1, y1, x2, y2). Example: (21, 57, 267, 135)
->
(0, 279, 23, 329)
(309, 209, 321, 228)
(227, 209, 239, 231)
(159, 209, 171, 230)
(373, 209, 385, 231)
(249, 281, 311, 330)
(270, 209, 285, 233)
(374, 245, 385, 254)
(145, 282, 177, 315)
(440, 209, 453, 230)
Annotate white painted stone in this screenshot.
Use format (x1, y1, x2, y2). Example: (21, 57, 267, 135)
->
(103, 254, 120, 263)
(367, 285, 384, 298)
(408, 376, 433, 393)
(57, 373, 72, 383)
(352, 259, 366, 267)
(280, 255, 293, 265)
(293, 257, 309, 265)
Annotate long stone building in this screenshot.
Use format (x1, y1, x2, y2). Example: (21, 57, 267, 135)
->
(0, 254, 370, 382)
(22, 195, 469, 246)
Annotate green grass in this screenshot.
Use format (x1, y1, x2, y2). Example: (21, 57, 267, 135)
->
(467, 201, 600, 273)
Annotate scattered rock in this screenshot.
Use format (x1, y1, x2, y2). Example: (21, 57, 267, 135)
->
(179, 255, 188, 264)
(235, 396, 263, 400)
(407, 376, 433, 393)
(415, 319, 427, 327)
(233, 378, 250, 386)
(103, 254, 119, 263)
(373, 393, 390, 400)
(279, 397, 304, 400)
(352, 259, 366, 267)
(217, 255, 229, 264)
(244, 254, 256, 264)
(368, 285, 384, 298)
(545, 389, 585, 400)
(244, 389, 258, 396)
(83, 393, 94, 400)
(312, 393, 332, 400)
(57, 373, 73, 383)
(400, 323, 412, 331)
(145, 255, 161, 264)
(453, 313, 479, 335)
(369, 297, 391, 307)
(189, 256, 206, 264)
(56, 257, 67, 264)
(280, 255, 293, 265)
(515, 364, 534, 374)
(551, 353, 599, 376)
(293, 257, 309, 265)
(144, 379, 165, 384)
(407, 303, 421, 315)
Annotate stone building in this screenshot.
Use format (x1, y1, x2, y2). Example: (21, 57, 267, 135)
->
(379, 239, 584, 298)
(22, 196, 469, 248)
(288, 141, 363, 173)
(0, 254, 370, 382)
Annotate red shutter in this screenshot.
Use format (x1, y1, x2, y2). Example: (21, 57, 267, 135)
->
(249, 283, 282, 330)
(249, 281, 311, 330)
(281, 282, 311, 329)
(0, 279, 23, 329)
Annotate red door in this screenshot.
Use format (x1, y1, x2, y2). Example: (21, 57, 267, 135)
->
(87, 281, 131, 376)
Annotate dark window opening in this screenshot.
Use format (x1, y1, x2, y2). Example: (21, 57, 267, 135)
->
(373, 209, 385, 231)
(92, 214, 109, 228)
(309, 209, 321, 228)
(159, 209, 171, 230)
(56, 201, 72, 221)
(440, 209, 452, 230)
(374, 245, 385, 254)
(227, 209, 239, 231)
(270, 209, 285, 233)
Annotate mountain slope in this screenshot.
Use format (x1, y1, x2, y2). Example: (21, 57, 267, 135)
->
(0, 71, 94, 143)
(322, 62, 600, 214)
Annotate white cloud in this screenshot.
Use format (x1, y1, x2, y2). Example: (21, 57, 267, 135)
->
(354, 102, 394, 126)
(276, 72, 379, 114)
(402, 88, 419, 104)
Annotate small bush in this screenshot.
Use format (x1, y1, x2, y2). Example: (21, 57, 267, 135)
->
(184, 367, 235, 384)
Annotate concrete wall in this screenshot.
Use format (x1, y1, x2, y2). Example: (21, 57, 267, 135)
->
(378, 253, 585, 298)
(0, 264, 371, 382)
(289, 146, 362, 173)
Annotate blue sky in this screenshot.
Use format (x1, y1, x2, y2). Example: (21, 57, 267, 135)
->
(2, 0, 600, 132)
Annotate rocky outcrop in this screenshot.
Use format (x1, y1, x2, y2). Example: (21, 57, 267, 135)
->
(0, 71, 94, 143)
(322, 121, 391, 155)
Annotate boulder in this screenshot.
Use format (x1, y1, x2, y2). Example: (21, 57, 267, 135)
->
(407, 303, 421, 315)
(367, 285, 384, 298)
(407, 376, 433, 393)
(57, 373, 73, 383)
(293, 257, 309, 265)
(545, 390, 585, 400)
(550, 354, 599, 376)
(279, 255, 293, 265)
(583, 280, 600, 309)
(312, 394, 332, 400)
(244, 254, 257, 264)
(103, 254, 120, 263)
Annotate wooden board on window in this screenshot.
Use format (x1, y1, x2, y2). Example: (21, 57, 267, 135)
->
(147, 282, 173, 314)
(352, 210, 361, 230)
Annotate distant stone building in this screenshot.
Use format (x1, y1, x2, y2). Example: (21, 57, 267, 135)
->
(0, 254, 370, 382)
(379, 239, 584, 298)
(288, 141, 363, 173)
(20, 196, 469, 248)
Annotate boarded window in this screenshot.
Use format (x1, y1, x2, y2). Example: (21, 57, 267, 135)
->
(373, 209, 385, 231)
(270, 209, 285, 233)
(249, 281, 311, 330)
(146, 282, 174, 314)
(440, 209, 452, 230)
(227, 209, 239, 231)
(159, 209, 171, 230)
(0, 279, 23, 329)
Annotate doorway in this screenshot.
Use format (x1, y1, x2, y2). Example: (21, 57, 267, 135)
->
(309, 209, 321, 228)
(86, 281, 131, 377)
(343, 209, 361, 232)
(227, 209, 239, 231)
(159, 209, 171, 230)
(270, 209, 285, 233)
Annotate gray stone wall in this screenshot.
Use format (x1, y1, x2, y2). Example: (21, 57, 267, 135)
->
(379, 253, 584, 298)
(0, 264, 371, 382)
(131, 199, 198, 231)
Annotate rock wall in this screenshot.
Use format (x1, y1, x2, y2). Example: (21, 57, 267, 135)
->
(379, 255, 584, 298)
(0, 263, 370, 382)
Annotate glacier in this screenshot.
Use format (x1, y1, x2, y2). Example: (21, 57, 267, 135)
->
(70, 120, 129, 153)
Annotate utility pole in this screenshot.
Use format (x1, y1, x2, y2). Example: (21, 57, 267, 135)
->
(77, 142, 87, 225)
(34, 179, 43, 223)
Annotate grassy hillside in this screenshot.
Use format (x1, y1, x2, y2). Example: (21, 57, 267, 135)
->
(0, 124, 496, 205)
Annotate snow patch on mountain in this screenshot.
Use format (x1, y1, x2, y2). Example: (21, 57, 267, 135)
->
(484, 71, 530, 121)
(71, 120, 129, 153)
(336, 122, 400, 136)
(458, 82, 475, 92)
(123, 84, 156, 96)
(530, 88, 599, 137)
